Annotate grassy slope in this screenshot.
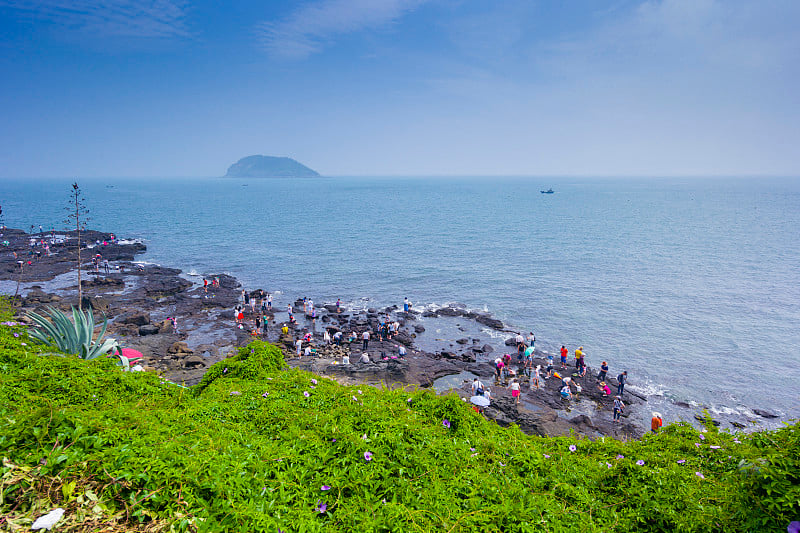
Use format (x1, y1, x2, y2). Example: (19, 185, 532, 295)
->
(0, 311, 797, 532)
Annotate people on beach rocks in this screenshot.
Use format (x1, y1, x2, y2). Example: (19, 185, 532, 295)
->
(359, 352, 370, 364)
(560, 345, 568, 368)
(472, 377, 485, 396)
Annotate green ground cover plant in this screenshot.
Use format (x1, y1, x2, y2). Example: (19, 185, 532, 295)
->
(0, 298, 797, 532)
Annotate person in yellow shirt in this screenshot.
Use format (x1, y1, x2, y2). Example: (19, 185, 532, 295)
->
(575, 346, 584, 371)
(281, 324, 289, 335)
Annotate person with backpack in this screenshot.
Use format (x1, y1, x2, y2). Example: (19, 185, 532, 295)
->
(613, 396, 625, 422)
(471, 378, 485, 396)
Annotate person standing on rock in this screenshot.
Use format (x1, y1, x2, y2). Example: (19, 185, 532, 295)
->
(267, 293, 272, 309)
(575, 346, 584, 370)
(336, 298, 341, 312)
(494, 357, 503, 381)
(203, 278, 208, 294)
(255, 316, 261, 333)
(471, 377, 485, 396)
(617, 371, 628, 396)
(546, 354, 554, 379)
(613, 396, 625, 422)
(560, 345, 568, 368)
(295, 338, 302, 357)
(404, 297, 409, 312)
(509, 378, 521, 405)
(362, 330, 370, 351)
(597, 361, 609, 382)
(287, 303, 293, 316)
(323, 330, 331, 345)
(531, 365, 542, 390)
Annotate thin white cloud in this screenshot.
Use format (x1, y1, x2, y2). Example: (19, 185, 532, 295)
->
(257, 0, 429, 60)
(1, 0, 191, 38)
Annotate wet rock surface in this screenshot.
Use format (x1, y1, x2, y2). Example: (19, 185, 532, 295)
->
(2, 227, 774, 438)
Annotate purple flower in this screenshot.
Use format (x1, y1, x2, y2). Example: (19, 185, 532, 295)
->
(543, 454, 550, 459)
(358, 390, 363, 394)
(262, 392, 269, 398)
(733, 439, 741, 444)
(267, 377, 273, 380)
(470, 453, 478, 457)
(13, 333, 19, 338)
(321, 485, 331, 491)
(223, 367, 228, 373)
(364, 451, 373, 462)
(311, 378, 318, 385)
(310, 386, 316, 389)
(442, 419, 451, 429)
(677, 459, 686, 464)
(352, 396, 358, 401)
(20, 342, 27, 346)
(606, 462, 612, 469)
(569, 445, 577, 452)
(695, 471, 705, 479)
(316, 500, 327, 513)
(788, 521, 800, 533)
(407, 398, 412, 402)
(710, 445, 721, 449)
(470, 448, 475, 452)
(499, 462, 506, 466)
(331, 438, 336, 442)
(303, 391, 310, 397)
(694, 443, 701, 447)
(699, 434, 705, 440)
(616, 454, 624, 460)
(636, 460, 645, 466)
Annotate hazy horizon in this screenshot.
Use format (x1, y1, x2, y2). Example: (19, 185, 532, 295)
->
(2, 1, 799, 178)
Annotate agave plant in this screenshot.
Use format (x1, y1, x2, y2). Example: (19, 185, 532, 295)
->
(27, 305, 120, 360)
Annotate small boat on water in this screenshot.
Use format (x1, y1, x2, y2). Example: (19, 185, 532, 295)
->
(540, 188, 554, 194)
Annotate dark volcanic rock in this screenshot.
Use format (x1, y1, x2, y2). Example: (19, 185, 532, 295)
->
(138, 324, 160, 336)
(476, 314, 504, 330)
(117, 311, 150, 326)
(752, 408, 779, 419)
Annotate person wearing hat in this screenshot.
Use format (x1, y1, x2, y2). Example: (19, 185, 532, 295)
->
(613, 395, 625, 422)
(651, 412, 663, 433)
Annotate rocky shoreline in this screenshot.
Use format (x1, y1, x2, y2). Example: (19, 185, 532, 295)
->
(1, 227, 780, 438)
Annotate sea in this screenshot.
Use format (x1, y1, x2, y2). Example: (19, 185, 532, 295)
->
(3, 176, 799, 425)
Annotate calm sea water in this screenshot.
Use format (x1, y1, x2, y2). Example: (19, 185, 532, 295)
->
(3, 176, 799, 421)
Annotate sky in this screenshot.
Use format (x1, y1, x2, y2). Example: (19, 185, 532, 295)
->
(1, 0, 799, 178)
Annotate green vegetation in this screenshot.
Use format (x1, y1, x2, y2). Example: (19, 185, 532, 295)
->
(26, 305, 119, 360)
(0, 299, 797, 532)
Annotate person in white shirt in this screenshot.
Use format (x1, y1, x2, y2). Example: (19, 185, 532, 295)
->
(295, 339, 302, 356)
(362, 330, 370, 350)
(359, 352, 370, 364)
(471, 378, 485, 396)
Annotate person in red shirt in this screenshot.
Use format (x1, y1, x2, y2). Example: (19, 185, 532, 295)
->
(560, 345, 568, 368)
(651, 412, 663, 433)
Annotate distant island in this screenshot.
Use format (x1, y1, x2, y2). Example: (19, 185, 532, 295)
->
(224, 155, 320, 178)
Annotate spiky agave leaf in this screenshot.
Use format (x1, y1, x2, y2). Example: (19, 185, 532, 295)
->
(27, 305, 119, 360)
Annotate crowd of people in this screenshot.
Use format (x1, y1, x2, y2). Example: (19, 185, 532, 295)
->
(231, 289, 641, 425)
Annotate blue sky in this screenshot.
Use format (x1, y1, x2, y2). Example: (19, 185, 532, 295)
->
(1, 0, 798, 177)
